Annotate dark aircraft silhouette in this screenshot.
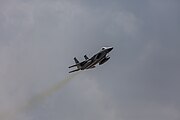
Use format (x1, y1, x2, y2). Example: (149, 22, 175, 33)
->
(69, 47, 113, 73)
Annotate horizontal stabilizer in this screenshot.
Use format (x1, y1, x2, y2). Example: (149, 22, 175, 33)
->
(69, 69, 80, 73)
(69, 57, 80, 68)
(68, 64, 77, 68)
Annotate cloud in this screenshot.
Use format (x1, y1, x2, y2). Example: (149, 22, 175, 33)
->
(0, 0, 179, 120)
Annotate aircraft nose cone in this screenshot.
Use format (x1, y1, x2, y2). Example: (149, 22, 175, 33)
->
(108, 47, 113, 52)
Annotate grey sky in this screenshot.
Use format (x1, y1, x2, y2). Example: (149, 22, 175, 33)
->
(0, 0, 180, 120)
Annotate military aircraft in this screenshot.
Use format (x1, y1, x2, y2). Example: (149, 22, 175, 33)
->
(68, 47, 113, 73)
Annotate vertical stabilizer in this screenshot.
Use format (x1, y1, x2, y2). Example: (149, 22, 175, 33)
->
(74, 57, 79, 64)
(74, 57, 81, 69)
(84, 55, 89, 60)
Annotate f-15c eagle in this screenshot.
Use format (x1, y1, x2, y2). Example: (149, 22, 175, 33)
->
(68, 47, 113, 73)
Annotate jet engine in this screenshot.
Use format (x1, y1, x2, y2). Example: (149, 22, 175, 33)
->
(99, 56, 110, 65)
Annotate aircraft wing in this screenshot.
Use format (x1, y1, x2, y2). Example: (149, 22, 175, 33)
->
(90, 52, 101, 61)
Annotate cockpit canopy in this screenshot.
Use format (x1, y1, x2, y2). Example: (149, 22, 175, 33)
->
(101, 47, 106, 50)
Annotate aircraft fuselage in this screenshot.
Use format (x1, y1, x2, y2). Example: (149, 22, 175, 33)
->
(68, 47, 113, 73)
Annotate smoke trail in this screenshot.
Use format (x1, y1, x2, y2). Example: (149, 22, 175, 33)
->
(0, 72, 80, 120)
(27, 71, 80, 107)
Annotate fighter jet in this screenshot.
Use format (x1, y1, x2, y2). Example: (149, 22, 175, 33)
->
(68, 47, 113, 73)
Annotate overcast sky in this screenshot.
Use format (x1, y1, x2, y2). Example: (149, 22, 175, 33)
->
(0, 0, 180, 120)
